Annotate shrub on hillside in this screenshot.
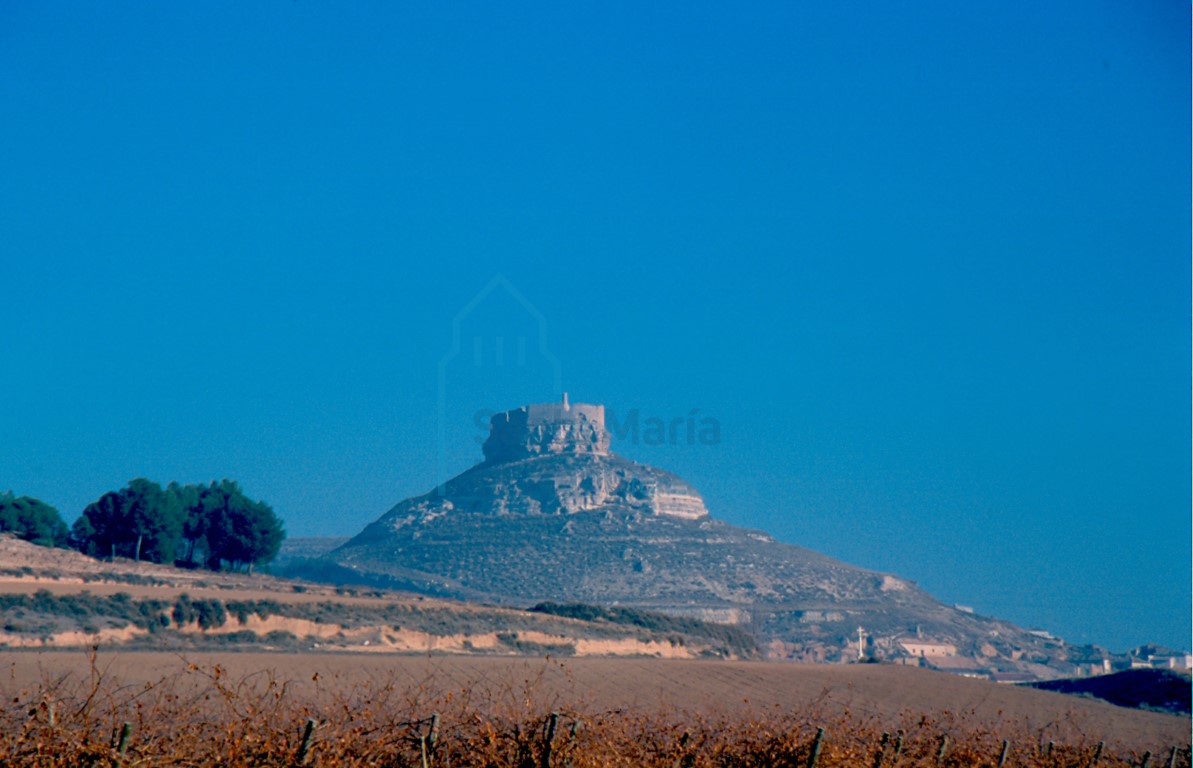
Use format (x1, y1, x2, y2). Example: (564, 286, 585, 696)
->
(0, 492, 70, 548)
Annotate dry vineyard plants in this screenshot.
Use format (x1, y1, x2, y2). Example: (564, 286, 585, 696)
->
(0, 652, 1187, 767)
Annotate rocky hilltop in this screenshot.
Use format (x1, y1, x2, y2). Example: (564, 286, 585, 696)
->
(332, 397, 1091, 679)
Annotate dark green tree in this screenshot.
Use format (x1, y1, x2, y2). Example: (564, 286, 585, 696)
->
(167, 481, 205, 566)
(0, 492, 70, 547)
(71, 479, 183, 563)
(70, 491, 120, 559)
(233, 497, 285, 573)
(200, 481, 284, 573)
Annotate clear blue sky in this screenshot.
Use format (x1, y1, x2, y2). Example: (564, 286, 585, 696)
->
(1, 2, 1188, 652)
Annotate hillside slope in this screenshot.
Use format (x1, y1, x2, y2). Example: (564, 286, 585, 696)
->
(330, 403, 1085, 679)
(0, 535, 754, 658)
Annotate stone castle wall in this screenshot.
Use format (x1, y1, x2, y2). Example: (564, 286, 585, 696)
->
(524, 402, 604, 428)
(483, 399, 611, 463)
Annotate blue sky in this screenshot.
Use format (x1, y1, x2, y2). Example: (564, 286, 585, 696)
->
(1, 2, 1188, 651)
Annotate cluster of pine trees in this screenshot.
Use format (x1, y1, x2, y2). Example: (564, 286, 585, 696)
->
(0, 480, 284, 573)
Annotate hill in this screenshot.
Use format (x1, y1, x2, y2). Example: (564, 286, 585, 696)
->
(325, 398, 1093, 679)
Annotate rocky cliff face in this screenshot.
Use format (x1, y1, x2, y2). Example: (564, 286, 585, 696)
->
(332, 400, 1082, 679)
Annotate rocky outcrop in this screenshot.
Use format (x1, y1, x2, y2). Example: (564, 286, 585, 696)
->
(352, 453, 710, 535)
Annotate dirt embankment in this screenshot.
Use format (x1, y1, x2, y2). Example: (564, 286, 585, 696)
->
(0, 537, 722, 658)
(0, 534, 385, 605)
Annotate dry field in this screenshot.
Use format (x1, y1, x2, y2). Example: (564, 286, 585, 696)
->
(0, 650, 1187, 766)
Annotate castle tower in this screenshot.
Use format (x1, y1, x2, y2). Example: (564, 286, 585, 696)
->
(482, 397, 610, 463)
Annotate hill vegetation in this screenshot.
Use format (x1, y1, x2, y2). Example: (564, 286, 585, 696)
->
(1027, 669, 1192, 716)
(0, 492, 69, 548)
(8, 479, 284, 573)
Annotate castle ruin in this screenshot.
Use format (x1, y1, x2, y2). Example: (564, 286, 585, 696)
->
(481, 394, 707, 520)
(483, 393, 611, 463)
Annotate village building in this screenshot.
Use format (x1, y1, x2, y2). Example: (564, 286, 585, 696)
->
(899, 641, 958, 658)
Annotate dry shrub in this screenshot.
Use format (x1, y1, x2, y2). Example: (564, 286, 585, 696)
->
(0, 651, 1186, 767)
